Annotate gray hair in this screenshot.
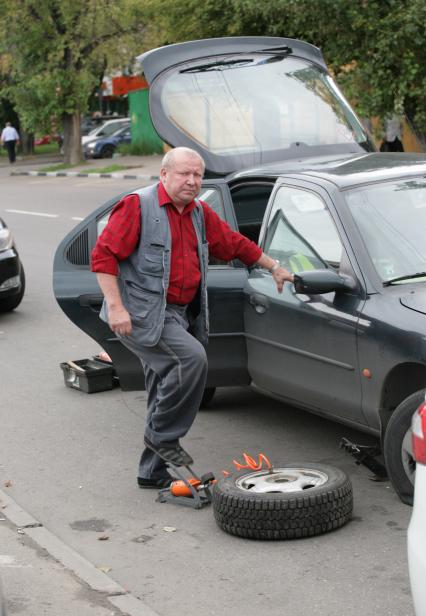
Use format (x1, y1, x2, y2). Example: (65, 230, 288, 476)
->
(161, 147, 205, 171)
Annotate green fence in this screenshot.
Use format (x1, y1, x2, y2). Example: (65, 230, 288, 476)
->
(129, 89, 164, 154)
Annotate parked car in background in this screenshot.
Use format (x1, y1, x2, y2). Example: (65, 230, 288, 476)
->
(81, 118, 129, 146)
(84, 125, 132, 159)
(81, 115, 127, 136)
(54, 36, 426, 506)
(0, 217, 25, 312)
(408, 398, 426, 615)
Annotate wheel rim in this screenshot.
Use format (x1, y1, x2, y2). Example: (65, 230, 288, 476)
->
(401, 428, 416, 485)
(236, 467, 329, 494)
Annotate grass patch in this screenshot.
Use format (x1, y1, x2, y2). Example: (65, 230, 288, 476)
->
(34, 142, 61, 155)
(86, 164, 129, 174)
(41, 161, 87, 171)
(39, 162, 131, 173)
(1, 143, 61, 157)
(117, 142, 163, 156)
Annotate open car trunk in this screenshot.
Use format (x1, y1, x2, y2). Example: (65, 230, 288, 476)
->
(138, 36, 374, 177)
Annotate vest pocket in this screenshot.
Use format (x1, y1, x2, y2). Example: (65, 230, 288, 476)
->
(126, 280, 161, 299)
(125, 281, 161, 327)
(138, 252, 164, 277)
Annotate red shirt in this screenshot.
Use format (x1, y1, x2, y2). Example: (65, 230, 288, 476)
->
(91, 182, 262, 305)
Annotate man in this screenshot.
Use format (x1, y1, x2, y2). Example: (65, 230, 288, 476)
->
(91, 147, 293, 489)
(0, 122, 20, 164)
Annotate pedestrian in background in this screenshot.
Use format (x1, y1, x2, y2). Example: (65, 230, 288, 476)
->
(379, 114, 404, 152)
(1, 122, 20, 163)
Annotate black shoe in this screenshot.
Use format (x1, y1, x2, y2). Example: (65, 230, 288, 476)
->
(137, 475, 176, 489)
(143, 437, 194, 467)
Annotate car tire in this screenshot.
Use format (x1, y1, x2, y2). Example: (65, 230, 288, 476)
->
(100, 145, 115, 158)
(199, 387, 216, 408)
(383, 390, 422, 506)
(213, 462, 353, 540)
(0, 264, 25, 313)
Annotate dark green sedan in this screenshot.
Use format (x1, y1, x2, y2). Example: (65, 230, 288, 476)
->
(53, 37, 426, 505)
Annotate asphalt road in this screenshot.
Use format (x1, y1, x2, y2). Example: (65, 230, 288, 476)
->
(0, 174, 415, 616)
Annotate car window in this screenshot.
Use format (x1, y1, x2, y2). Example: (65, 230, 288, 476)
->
(89, 121, 126, 138)
(159, 56, 369, 160)
(264, 186, 342, 272)
(198, 187, 230, 266)
(198, 187, 226, 221)
(345, 178, 426, 283)
(88, 125, 101, 136)
(101, 122, 125, 137)
(97, 212, 110, 237)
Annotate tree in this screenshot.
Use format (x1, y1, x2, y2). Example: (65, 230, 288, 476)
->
(0, 0, 148, 164)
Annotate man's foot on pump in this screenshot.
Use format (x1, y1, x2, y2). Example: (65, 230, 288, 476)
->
(143, 437, 194, 467)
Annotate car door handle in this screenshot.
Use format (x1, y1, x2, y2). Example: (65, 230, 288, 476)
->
(249, 294, 269, 314)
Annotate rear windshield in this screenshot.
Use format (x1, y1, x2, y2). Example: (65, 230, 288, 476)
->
(158, 54, 371, 160)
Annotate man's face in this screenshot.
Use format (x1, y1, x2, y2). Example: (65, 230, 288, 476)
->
(160, 154, 204, 208)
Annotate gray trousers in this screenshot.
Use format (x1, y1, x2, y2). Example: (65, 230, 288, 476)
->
(118, 304, 208, 479)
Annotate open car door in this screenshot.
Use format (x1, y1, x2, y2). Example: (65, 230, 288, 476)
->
(53, 180, 252, 390)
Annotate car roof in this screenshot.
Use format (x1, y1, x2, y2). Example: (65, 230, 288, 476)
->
(90, 118, 129, 132)
(228, 152, 426, 188)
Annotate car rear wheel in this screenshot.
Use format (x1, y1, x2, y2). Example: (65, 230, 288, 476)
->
(384, 390, 422, 506)
(0, 264, 25, 312)
(213, 462, 353, 540)
(100, 145, 115, 158)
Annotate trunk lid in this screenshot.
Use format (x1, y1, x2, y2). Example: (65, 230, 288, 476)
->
(138, 37, 374, 176)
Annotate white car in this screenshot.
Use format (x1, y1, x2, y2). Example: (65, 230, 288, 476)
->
(81, 118, 129, 145)
(408, 399, 426, 616)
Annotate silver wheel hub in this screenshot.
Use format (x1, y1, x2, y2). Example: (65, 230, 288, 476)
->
(401, 428, 416, 485)
(236, 467, 329, 494)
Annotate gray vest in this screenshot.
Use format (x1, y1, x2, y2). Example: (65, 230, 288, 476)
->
(100, 184, 209, 347)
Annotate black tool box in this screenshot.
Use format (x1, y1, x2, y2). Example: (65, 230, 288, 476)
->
(60, 359, 116, 393)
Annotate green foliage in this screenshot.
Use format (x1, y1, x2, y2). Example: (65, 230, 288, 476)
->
(0, 0, 148, 133)
(117, 141, 163, 156)
(2, 0, 426, 146)
(146, 0, 426, 139)
(34, 142, 61, 155)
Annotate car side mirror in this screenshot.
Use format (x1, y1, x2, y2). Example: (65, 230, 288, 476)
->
(293, 269, 356, 294)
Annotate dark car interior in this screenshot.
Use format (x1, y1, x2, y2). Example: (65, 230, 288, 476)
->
(230, 182, 274, 243)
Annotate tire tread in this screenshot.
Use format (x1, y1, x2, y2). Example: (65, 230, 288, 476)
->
(213, 464, 353, 540)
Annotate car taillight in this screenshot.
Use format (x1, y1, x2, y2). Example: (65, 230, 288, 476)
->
(412, 401, 426, 465)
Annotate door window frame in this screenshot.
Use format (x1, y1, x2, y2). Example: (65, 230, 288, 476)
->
(259, 177, 365, 286)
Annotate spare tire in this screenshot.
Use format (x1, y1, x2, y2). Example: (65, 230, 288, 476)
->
(213, 463, 353, 540)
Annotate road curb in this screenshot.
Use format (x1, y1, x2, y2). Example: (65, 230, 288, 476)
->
(10, 170, 160, 181)
(0, 487, 161, 616)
